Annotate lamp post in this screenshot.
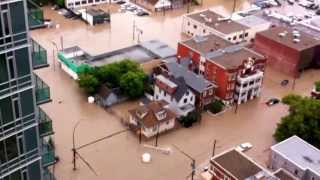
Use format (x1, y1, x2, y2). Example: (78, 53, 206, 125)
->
(72, 121, 81, 171)
(51, 41, 59, 72)
(172, 144, 196, 180)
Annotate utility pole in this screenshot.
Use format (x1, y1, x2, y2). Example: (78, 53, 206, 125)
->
(72, 120, 128, 173)
(155, 123, 160, 147)
(172, 144, 196, 180)
(212, 139, 217, 157)
(133, 20, 136, 41)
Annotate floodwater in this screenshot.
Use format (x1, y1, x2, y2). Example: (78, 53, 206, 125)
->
(31, 1, 320, 180)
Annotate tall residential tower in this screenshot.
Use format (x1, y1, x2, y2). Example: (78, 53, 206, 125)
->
(0, 0, 55, 179)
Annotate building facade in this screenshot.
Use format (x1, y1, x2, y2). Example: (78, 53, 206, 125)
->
(177, 35, 266, 105)
(209, 149, 277, 180)
(154, 75, 196, 117)
(153, 61, 216, 110)
(0, 0, 55, 179)
(181, 10, 250, 43)
(128, 101, 176, 138)
(270, 136, 320, 180)
(254, 26, 320, 77)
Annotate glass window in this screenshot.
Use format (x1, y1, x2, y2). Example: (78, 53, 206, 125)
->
(0, 54, 9, 83)
(10, 170, 21, 180)
(0, 97, 14, 125)
(17, 134, 25, 155)
(6, 136, 19, 161)
(0, 141, 5, 163)
(15, 48, 31, 77)
(184, 98, 187, 103)
(8, 58, 16, 79)
(13, 98, 20, 119)
(3, 12, 10, 35)
(9, 1, 26, 34)
(22, 170, 28, 180)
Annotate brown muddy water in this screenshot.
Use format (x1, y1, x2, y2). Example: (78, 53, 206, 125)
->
(31, 0, 320, 179)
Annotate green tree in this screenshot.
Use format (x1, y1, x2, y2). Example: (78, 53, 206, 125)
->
(78, 73, 99, 95)
(179, 111, 199, 128)
(120, 71, 146, 98)
(274, 94, 320, 148)
(315, 81, 320, 92)
(208, 100, 225, 114)
(56, 0, 65, 7)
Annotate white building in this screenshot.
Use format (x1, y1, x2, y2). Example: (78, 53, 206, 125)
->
(128, 101, 176, 138)
(234, 57, 264, 105)
(270, 136, 320, 180)
(65, 0, 109, 9)
(181, 9, 251, 43)
(236, 15, 271, 42)
(154, 75, 195, 117)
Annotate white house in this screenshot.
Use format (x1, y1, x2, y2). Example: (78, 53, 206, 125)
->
(154, 75, 195, 117)
(128, 101, 176, 138)
(65, 0, 109, 9)
(181, 9, 251, 43)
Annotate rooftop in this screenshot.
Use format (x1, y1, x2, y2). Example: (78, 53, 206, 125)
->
(273, 169, 298, 180)
(164, 61, 217, 93)
(271, 135, 320, 176)
(180, 34, 233, 55)
(257, 26, 320, 51)
(187, 10, 249, 34)
(212, 149, 276, 179)
(236, 15, 271, 28)
(207, 46, 265, 69)
(128, 101, 175, 128)
(155, 75, 189, 102)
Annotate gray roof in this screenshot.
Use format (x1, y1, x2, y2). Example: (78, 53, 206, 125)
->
(140, 40, 176, 59)
(171, 77, 188, 102)
(271, 135, 320, 176)
(236, 15, 270, 28)
(165, 62, 217, 93)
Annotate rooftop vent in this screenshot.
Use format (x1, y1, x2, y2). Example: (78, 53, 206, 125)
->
(293, 38, 300, 43)
(278, 32, 286, 37)
(199, 13, 206, 18)
(303, 156, 314, 163)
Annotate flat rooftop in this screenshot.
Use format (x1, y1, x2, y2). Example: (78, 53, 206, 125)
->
(236, 15, 270, 28)
(187, 10, 249, 34)
(212, 149, 275, 179)
(257, 26, 320, 51)
(271, 135, 320, 175)
(59, 40, 175, 67)
(180, 34, 233, 55)
(207, 45, 265, 69)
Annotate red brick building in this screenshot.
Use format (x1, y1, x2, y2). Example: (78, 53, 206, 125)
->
(254, 26, 320, 77)
(177, 34, 266, 105)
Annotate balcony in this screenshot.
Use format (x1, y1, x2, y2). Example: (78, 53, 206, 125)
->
(43, 167, 55, 180)
(31, 39, 49, 69)
(34, 74, 51, 105)
(38, 107, 54, 137)
(41, 139, 56, 167)
(27, 0, 45, 29)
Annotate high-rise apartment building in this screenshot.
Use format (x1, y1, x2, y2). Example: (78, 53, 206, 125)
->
(0, 0, 55, 179)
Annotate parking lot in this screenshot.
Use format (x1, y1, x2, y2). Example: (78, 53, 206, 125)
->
(31, 0, 320, 179)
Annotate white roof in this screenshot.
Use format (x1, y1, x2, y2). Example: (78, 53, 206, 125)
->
(236, 15, 270, 28)
(271, 136, 320, 175)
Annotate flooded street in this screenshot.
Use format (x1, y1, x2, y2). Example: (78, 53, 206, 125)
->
(31, 0, 320, 179)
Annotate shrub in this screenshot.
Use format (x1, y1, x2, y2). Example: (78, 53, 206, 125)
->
(179, 111, 200, 128)
(208, 100, 225, 114)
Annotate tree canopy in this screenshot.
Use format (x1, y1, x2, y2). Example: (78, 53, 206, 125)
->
(274, 94, 320, 148)
(77, 60, 147, 98)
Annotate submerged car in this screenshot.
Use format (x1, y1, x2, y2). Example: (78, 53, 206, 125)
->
(266, 98, 280, 106)
(235, 142, 253, 152)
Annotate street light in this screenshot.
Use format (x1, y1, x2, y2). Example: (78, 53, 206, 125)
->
(51, 41, 59, 72)
(172, 144, 196, 180)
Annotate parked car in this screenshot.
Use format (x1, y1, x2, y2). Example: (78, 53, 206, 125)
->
(235, 142, 253, 152)
(281, 80, 289, 86)
(266, 98, 280, 106)
(137, 10, 149, 16)
(115, 0, 126, 4)
(316, 9, 320, 15)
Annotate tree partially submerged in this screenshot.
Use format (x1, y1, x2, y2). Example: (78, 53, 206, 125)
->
(179, 111, 200, 128)
(208, 100, 225, 114)
(274, 94, 320, 148)
(315, 81, 320, 92)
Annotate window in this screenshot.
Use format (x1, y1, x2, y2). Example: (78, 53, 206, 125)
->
(249, 81, 254, 85)
(190, 96, 193, 101)
(233, 36, 237, 40)
(203, 29, 206, 33)
(22, 170, 28, 180)
(13, 98, 20, 119)
(183, 98, 188, 104)
(164, 91, 167, 97)
(186, 91, 189, 95)
(8, 58, 16, 79)
(187, 22, 190, 26)
(245, 32, 249, 37)
(0, 54, 9, 83)
(239, 34, 243, 39)
(5, 136, 19, 161)
(193, 25, 197, 29)
(17, 134, 24, 155)
(203, 91, 207, 97)
(209, 89, 213, 95)
(294, 170, 298, 175)
(156, 95, 159, 100)
(228, 37, 231, 41)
